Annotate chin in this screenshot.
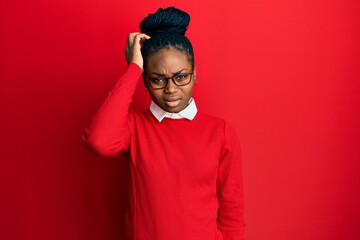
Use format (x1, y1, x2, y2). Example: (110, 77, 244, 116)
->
(158, 100, 187, 113)
(163, 105, 186, 113)
(163, 107, 179, 113)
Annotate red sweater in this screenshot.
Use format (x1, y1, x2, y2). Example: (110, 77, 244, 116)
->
(83, 63, 245, 240)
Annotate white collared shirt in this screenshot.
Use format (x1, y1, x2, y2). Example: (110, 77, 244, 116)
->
(149, 98, 198, 122)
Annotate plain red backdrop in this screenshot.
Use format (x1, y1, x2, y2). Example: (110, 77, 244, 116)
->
(1, 0, 359, 239)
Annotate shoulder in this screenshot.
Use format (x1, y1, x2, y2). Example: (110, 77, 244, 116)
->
(129, 108, 156, 123)
(195, 112, 225, 124)
(196, 112, 234, 129)
(196, 112, 238, 138)
(197, 112, 239, 140)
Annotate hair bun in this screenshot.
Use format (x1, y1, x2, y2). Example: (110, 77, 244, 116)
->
(140, 7, 190, 36)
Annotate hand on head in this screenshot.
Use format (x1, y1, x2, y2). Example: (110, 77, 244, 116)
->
(125, 33, 150, 71)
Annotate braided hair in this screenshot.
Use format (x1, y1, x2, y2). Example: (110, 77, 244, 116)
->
(140, 7, 195, 71)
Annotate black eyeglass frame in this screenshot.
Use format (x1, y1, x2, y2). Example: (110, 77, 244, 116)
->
(143, 71, 194, 90)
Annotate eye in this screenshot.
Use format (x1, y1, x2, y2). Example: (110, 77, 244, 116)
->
(174, 74, 189, 82)
(150, 77, 165, 85)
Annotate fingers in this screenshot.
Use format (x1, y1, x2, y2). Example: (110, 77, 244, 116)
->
(128, 32, 150, 47)
(126, 32, 150, 58)
(125, 32, 150, 70)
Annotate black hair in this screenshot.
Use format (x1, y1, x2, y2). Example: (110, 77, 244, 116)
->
(140, 7, 195, 71)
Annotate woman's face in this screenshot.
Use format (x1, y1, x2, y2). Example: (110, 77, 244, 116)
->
(144, 48, 195, 113)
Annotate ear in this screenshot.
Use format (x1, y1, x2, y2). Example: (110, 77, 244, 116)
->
(142, 74, 149, 90)
(193, 65, 197, 83)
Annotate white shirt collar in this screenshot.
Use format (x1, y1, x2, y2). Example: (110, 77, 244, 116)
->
(150, 98, 198, 122)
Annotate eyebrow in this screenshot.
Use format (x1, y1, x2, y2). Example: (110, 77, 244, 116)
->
(149, 69, 186, 76)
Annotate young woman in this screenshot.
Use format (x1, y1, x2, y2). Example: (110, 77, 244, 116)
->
(84, 7, 245, 240)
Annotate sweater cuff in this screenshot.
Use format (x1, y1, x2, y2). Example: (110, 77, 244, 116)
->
(127, 62, 142, 76)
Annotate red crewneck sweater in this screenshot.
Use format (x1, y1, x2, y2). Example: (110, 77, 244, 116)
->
(83, 63, 245, 240)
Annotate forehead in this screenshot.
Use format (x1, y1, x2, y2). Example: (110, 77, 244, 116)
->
(145, 48, 192, 73)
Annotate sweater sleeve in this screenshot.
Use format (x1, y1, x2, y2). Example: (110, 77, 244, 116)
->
(217, 122, 245, 240)
(83, 63, 142, 157)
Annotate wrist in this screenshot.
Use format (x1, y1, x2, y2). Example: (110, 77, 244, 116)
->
(128, 62, 143, 73)
(131, 61, 143, 71)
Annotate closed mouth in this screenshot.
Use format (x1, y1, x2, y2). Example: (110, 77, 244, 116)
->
(163, 98, 182, 108)
(164, 97, 181, 102)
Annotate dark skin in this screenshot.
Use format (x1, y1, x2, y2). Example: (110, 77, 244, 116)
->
(126, 32, 196, 113)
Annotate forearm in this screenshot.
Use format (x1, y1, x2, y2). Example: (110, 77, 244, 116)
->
(83, 63, 142, 157)
(217, 177, 245, 240)
(217, 122, 245, 239)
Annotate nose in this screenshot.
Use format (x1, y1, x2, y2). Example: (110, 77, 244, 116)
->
(164, 78, 178, 93)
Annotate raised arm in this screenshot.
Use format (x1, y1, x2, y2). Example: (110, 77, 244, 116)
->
(217, 122, 245, 240)
(83, 33, 150, 157)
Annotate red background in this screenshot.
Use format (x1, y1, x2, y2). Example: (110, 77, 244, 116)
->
(1, 0, 359, 239)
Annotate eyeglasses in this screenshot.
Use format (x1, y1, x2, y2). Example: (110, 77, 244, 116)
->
(143, 72, 194, 90)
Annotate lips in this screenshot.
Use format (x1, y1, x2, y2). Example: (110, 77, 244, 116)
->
(164, 97, 181, 108)
(165, 97, 181, 102)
